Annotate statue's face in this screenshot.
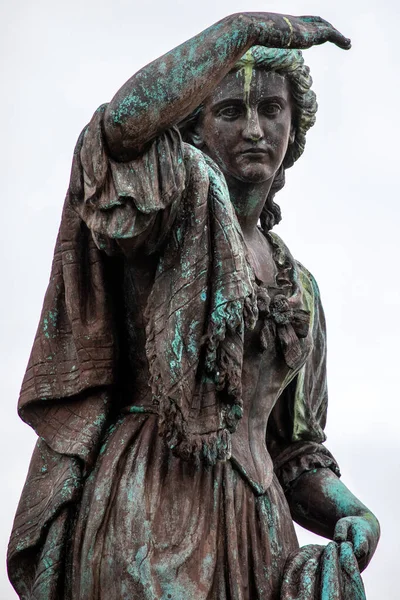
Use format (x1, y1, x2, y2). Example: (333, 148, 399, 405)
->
(194, 69, 294, 184)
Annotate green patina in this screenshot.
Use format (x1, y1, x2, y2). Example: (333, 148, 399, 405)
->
(110, 93, 148, 124)
(127, 405, 148, 414)
(42, 308, 58, 339)
(93, 413, 106, 428)
(187, 319, 200, 357)
(321, 477, 357, 516)
(213, 288, 226, 311)
(320, 543, 337, 599)
(110, 21, 245, 127)
(171, 310, 184, 366)
(200, 552, 214, 583)
(175, 225, 183, 245)
(213, 477, 219, 511)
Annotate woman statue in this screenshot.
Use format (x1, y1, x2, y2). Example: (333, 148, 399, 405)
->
(8, 12, 380, 600)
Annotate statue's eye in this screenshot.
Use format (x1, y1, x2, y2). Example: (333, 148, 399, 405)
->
(260, 103, 282, 116)
(217, 105, 242, 119)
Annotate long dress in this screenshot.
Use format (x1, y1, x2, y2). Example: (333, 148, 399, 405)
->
(8, 106, 365, 600)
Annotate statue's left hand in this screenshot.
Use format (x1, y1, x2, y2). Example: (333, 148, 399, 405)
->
(334, 513, 380, 572)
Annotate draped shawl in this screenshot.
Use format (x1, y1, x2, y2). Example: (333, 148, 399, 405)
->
(17, 105, 260, 466)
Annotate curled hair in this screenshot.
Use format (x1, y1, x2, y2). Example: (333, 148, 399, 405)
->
(178, 47, 318, 231)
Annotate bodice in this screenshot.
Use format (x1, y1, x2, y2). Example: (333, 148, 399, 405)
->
(119, 232, 313, 494)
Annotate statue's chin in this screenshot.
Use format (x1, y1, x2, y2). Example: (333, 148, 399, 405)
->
(221, 159, 282, 185)
(226, 168, 276, 185)
(208, 153, 280, 185)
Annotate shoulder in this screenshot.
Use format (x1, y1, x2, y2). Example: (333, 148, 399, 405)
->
(181, 142, 232, 201)
(269, 231, 322, 307)
(296, 261, 321, 303)
(182, 141, 222, 175)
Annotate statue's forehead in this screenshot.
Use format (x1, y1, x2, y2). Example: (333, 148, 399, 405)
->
(206, 69, 290, 104)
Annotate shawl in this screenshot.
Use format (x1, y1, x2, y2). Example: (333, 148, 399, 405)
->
(18, 105, 260, 465)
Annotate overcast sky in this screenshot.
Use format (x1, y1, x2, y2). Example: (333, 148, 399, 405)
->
(1, 1, 399, 598)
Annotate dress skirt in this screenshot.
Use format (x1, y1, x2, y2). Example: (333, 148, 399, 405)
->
(71, 411, 299, 600)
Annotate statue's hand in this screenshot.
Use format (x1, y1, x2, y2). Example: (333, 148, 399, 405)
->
(333, 513, 380, 572)
(248, 13, 351, 51)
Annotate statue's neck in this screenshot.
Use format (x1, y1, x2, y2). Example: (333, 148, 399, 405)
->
(225, 175, 274, 240)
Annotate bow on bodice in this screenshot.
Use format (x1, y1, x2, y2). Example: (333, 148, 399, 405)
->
(257, 285, 310, 370)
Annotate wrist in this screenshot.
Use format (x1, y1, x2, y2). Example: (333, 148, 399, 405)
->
(227, 13, 259, 47)
(248, 13, 293, 48)
(360, 511, 380, 535)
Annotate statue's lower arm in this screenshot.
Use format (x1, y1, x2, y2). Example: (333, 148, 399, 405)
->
(286, 467, 380, 572)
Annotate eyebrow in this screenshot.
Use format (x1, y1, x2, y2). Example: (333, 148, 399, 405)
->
(210, 95, 289, 110)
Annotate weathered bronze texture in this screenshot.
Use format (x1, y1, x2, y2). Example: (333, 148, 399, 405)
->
(8, 12, 379, 599)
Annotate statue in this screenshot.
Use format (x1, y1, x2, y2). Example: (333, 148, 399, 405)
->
(8, 12, 380, 599)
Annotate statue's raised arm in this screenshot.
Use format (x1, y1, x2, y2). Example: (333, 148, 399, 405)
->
(104, 13, 350, 159)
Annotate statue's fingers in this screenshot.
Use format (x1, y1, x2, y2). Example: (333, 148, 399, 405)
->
(351, 524, 369, 559)
(334, 518, 350, 542)
(299, 15, 328, 24)
(298, 16, 351, 50)
(353, 538, 369, 560)
(325, 26, 351, 50)
(298, 15, 351, 50)
(338, 541, 359, 576)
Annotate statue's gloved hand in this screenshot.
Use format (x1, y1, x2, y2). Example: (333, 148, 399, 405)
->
(246, 13, 351, 50)
(334, 513, 380, 572)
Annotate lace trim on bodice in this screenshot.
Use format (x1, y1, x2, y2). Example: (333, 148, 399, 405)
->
(254, 231, 310, 369)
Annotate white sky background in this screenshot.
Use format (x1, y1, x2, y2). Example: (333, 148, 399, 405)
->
(1, 0, 399, 598)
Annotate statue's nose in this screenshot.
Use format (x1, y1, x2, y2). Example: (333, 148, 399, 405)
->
(242, 112, 263, 141)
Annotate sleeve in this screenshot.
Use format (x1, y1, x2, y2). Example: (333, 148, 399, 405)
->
(267, 265, 341, 492)
(69, 104, 187, 255)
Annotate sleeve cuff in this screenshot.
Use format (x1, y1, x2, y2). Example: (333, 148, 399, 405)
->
(273, 441, 341, 492)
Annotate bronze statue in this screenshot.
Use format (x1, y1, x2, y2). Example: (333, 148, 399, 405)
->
(8, 12, 380, 599)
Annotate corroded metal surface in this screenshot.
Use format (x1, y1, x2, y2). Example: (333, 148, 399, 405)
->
(8, 12, 379, 599)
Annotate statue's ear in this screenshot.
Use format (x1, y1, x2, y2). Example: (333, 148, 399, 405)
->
(289, 125, 296, 145)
